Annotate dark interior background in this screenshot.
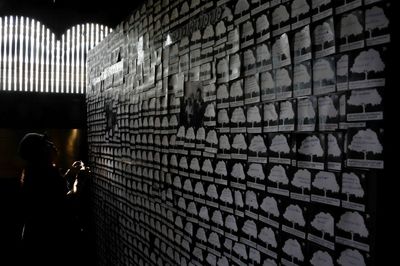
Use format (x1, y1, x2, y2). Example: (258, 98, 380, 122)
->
(0, 92, 87, 264)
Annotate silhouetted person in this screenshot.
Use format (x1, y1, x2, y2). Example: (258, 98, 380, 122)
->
(18, 133, 88, 266)
(192, 88, 205, 127)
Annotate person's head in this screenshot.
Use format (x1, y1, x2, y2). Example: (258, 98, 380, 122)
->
(18, 133, 58, 165)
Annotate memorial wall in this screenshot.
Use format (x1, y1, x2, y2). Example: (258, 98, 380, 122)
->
(86, 0, 389, 265)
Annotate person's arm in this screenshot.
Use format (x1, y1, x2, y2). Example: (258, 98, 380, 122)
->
(64, 161, 85, 193)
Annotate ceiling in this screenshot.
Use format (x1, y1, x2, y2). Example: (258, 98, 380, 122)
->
(0, 0, 145, 37)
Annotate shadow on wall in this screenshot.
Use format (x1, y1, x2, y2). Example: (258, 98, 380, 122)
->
(0, 128, 85, 263)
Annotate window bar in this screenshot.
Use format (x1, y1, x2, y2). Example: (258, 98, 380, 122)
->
(71, 26, 76, 93)
(35, 21, 40, 92)
(51, 33, 55, 93)
(13, 17, 18, 91)
(29, 19, 35, 92)
(0, 18, 3, 91)
(45, 29, 50, 93)
(40, 25, 45, 93)
(8, 16, 13, 91)
(76, 25, 80, 93)
(66, 29, 70, 93)
(61, 34, 65, 93)
(19, 17, 24, 92)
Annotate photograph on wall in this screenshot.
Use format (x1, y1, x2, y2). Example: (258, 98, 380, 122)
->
(256, 42, 273, 72)
(336, 210, 371, 252)
(190, 48, 202, 68)
(217, 84, 230, 109)
(230, 79, 245, 107)
(318, 94, 339, 131)
(365, 2, 390, 47)
(191, 29, 202, 51)
(313, 56, 336, 96)
(281, 199, 307, 240)
(297, 96, 317, 132)
(247, 133, 268, 163)
(233, 188, 246, 218)
(244, 74, 261, 105)
(204, 101, 217, 127)
(243, 48, 257, 77)
(271, 3, 291, 36)
(348, 46, 386, 90)
(180, 81, 206, 128)
(341, 169, 369, 212)
(202, 35, 216, 63)
(293, 25, 312, 64)
(218, 134, 232, 160)
(335, 0, 362, 15)
(275, 66, 293, 100)
(280, 233, 307, 266)
(312, 16, 336, 58)
(337, 9, 365, 52)
(260, 70, 276, 102)
(200, 62, 214, 82)
(311, 170, 341, 207)
(267, 164, 291, 197)
(204, 82, 217, 103)
(336, 244, 370, 266)
(255, 12, 271, 43)
(307, 243, 335, 266)
(311, 0, 333, 22)
(230, 161, 247, 190)
(201, 158, 216, 184)
(272, 33, 292, 69)
(217, 108, 231, 133)
(268, 133, 292, 166)
(278, 99, 296, 132)
(336, 53, 349, 91)
(293, 60, 312, 97)
(189, 156, 201, 180)
(215, 27, 228, 59)
(215, 19, 228, 48)
(307, 206, 335, 251)
(168, 93, 179, 119)
(217, 57, 230, 84)
(240, 19, 255, 49)
(291, 0, 311, 30)
(263, 102, 279, 133)
(256, 223, 280, 260)
(346, 127, 384, 169)
(234, 0, 251, 25)
(246, 163, 266, 191)
(230, 106, 247, 133)
(246, 104, 263, 133)
(215, 159, 229, 186)
(244, 189, 260, 220)
(346, 88, 383, 122)
(229, 53, 242, 81)
(205, 129, 219, 156)
(326, 132, 344, 171)
(189, 65, 200, 81)
(227, 27, 241, 55)
(231, 133, 248, 160)
(202, 24, 216, 50)
(196, 126, 206, 152)
(290, 168, 312, 203)
(259, 194, 281, 229)
(297, 133, 325, 170)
